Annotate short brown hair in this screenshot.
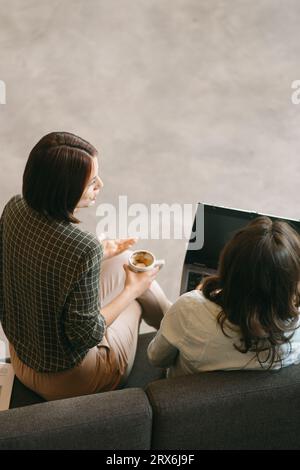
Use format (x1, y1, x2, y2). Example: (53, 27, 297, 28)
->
(201, 216, 300, 369)
(23, 132, 97, 223)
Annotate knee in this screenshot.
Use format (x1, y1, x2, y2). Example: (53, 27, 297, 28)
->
(104, 249, 133, 265)
(100, 250, 133, 284)
(115, 249, 134, 263)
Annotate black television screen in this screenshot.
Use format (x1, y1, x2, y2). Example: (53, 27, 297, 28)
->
(185, 204, 300, 270)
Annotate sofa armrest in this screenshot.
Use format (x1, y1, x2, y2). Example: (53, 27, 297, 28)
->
(0, 388, 152, 450)
(146, 365, 300, 450)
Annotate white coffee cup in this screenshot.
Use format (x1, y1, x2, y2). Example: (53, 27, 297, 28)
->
(128, 250, 165, 273)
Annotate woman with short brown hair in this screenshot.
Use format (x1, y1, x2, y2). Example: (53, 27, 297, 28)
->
(0, 131, 171, 400)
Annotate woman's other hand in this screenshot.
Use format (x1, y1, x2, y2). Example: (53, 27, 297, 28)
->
(101, 237, 138, 260)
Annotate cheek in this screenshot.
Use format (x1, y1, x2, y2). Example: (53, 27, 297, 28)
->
(83, 186, 94, 199)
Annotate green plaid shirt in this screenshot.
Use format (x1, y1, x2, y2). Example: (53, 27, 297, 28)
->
(0, 195, 105, 372)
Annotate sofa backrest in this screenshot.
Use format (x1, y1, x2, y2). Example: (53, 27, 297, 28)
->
(146, 365, 300, 450)
(0, 388, 152, 450)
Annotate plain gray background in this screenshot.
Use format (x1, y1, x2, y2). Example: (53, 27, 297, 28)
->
(1, 0, 300, 344)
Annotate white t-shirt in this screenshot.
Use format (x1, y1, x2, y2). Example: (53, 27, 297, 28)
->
(147, 290, 300, 378)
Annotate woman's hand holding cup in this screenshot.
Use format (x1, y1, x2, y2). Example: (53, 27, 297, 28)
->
(123, 264, 160, 298)
(123, 250, 165, 298)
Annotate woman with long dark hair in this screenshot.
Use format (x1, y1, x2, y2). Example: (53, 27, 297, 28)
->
(0, 131, 171, 400)
(148, 217, 300, 374)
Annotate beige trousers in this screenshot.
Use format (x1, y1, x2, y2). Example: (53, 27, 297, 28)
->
(10, 250, 171, 401)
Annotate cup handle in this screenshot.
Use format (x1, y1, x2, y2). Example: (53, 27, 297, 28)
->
(154, 259, 165, 270)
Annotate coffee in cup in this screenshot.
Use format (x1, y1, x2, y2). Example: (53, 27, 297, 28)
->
(128, 250, 165, 273)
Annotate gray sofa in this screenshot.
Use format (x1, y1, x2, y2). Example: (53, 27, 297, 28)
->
(1, 332, 300, 450)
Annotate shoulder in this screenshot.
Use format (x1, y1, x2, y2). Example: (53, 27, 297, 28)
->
(174, 289, 218, 311)
(160, 290, 220, 344)
(2, 194, 103, 262)
(1, 195, 25, 226)
(1, 194, 23, 214)
(57, 224, 103, 266)
(7, 194, 22, 205)
(168, 290, 222, 328)
(75, 229, 103, 261)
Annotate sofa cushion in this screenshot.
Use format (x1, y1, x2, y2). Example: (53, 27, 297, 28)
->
(124, 332, 166, 388)
(146, 365, 300, 450)
(0, 388, 152, 450)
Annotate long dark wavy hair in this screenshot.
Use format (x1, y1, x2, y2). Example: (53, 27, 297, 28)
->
(201, 216, 300, 369)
